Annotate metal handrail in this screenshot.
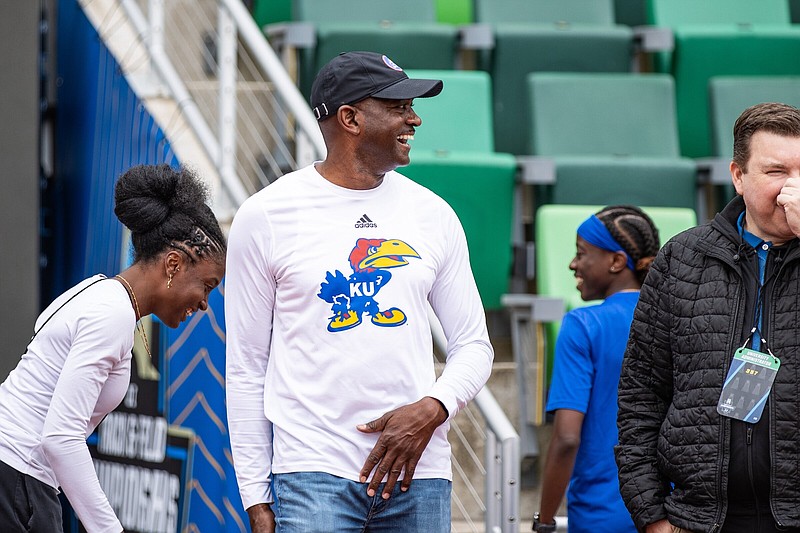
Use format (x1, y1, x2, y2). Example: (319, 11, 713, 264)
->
(475, 389, 521, 533)
(218, 0, 326, 159)
(117, 0, 250, 207)
(116, 0, 327, 205)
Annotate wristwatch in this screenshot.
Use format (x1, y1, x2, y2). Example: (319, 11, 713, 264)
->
(532, 512, 557, 532)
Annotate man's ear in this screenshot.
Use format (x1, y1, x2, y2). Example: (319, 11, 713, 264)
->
(730, 160, 745, 196)
(337, 104, 360, 135)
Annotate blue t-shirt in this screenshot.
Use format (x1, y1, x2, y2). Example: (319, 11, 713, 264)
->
(546, 291, 639, 533)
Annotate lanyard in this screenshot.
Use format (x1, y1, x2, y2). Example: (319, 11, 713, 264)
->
(738, 212, 771, 351)
(750, 280, 766, 351)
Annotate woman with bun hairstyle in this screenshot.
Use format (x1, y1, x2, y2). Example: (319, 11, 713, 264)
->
(533, 205, 659, 533)
(0, 164, 226, 532)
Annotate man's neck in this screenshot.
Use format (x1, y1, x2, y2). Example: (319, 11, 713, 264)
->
(314, 161, 385, 191)
(739, 212, 788, 247)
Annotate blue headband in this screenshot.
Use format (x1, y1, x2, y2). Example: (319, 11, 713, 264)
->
(577, 215, 635, 271)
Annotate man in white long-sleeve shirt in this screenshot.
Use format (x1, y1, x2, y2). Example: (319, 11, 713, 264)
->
(225, 51, 494, 533)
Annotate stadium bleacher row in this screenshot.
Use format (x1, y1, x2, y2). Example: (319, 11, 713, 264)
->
(253, 0, 800, 365)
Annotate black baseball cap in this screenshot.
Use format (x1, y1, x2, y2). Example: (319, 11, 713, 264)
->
(310, 51, 443, 121)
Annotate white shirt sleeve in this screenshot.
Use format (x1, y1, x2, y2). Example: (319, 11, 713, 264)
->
(426, 206, 494, 420)
(41, 300, 129, 533)
(225, 198, 277, 509)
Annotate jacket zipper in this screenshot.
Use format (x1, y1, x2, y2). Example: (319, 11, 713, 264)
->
(765, 257, 786, 528)
(706, 246, 742, 531)
(746, 425, 758, 510)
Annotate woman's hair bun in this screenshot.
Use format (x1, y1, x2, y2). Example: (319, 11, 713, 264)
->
(114, 164, 208, 235)
(113, 164, 224, 264)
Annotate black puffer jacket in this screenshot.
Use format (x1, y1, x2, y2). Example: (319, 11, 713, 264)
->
(616, 196, 800, 532)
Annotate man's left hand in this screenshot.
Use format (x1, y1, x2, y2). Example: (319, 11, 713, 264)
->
(778, 176, 800, 237)
(357, 396, 448, 500)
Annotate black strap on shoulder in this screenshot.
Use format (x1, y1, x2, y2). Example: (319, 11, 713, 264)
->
(30, 277, 108, 341)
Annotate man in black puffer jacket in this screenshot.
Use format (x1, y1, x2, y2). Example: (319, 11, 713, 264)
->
(616, 102, 800, 533)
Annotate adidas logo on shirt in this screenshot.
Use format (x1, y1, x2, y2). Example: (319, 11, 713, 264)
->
(355, 214, 377, 229)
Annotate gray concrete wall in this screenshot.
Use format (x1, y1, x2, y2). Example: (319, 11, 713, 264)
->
(0, 2, 40, 380)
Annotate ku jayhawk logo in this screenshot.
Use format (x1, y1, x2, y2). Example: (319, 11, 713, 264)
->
(317, 238, 420, 332)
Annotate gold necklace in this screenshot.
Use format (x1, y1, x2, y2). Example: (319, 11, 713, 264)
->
(115, 274, 153, 359)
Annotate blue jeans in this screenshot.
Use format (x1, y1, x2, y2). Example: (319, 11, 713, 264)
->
(272, 472, 451, 532)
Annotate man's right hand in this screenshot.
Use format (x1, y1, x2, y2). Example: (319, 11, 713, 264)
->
(646, 519, 675, 533)
(778, 176, 800, 238)
(247, 503, 275, 533)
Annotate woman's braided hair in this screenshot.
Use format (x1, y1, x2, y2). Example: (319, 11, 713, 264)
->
(596, 205, 660, 284)
(113, 164, 226, 265)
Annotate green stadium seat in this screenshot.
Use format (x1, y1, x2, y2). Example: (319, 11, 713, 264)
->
(252, 0, 292, 26)
(436, 0, 472, 25)
(472, 0, 634, 155)
(487, 27, 633, 156)
(528, 73, 680, 157)
(405, 69, 495, 153)
(535, 203, 697, 378)
(792, 0, 800, 23)
(536, 156, 697, 210)
(299, 25, 458, 96)
(705, 76, 800, 208)
(284, 0, 458, 97)
(294, 0, 435, 22)
(669, 27, 800, 158)
(645, 0, 800, 158)
(647, 0, 791, 27)
(474, 0, 616, 25)
(709, 76, 800, 158)
(400, 69, 515, 310)
(402, 151, 517, 310)
(614, 0, 647, 27)
(536, 204, 698, 310)
(526, 72, 697, 211)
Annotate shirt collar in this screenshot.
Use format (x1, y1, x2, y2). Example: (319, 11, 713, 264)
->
(737, 211, 772, 251)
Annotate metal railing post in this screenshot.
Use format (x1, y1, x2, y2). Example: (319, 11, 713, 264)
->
(219, 0, 326, 161)
(117, 0, 249, 207)
(501, 430, 521, 532)
(475, 388, 520, 533)
(147, 0, 165, 56)
(501, 294, 564, 474)
(484, 430, 500, 533)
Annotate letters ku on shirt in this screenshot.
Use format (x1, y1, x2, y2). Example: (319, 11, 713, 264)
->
(318, 237, 421, 332)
